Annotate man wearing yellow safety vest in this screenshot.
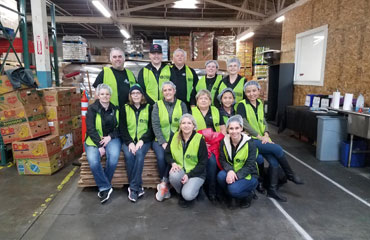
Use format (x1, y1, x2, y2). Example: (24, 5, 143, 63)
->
(170, 48, 198, 108)
(93, 47, 136, 108)
(137, 44, 171, 105)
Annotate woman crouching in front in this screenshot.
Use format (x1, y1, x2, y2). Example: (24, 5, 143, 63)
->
(217, 115, 258, 209)
(165, 114, 208, 208)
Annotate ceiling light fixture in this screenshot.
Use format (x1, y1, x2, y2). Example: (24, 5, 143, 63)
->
(275, 15, 285, 23)
(92, 0, 112, 18)
(237, 31, 255, 42)
(173, 0, 198, 9)
(120, 28, 131, 39)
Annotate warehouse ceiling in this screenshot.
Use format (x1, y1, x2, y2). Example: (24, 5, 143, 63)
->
(25, 0, 304, 40)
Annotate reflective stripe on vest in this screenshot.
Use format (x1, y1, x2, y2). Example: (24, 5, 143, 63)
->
(218, 77, 245, 103)
(170, 132, 202, 173)
(191, 106, 220, 132)
(240, 99, 265, 138)
(125, 104, 149, 141)
(158, 99, 183, 142)
(85, 109, 120, 147)
(103, 67, 136, 107)
(143, 65, 171, 102)
(222, 142, 251, 180)
(195, 75, 223, 105)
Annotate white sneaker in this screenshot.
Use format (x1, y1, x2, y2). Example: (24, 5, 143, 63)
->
(155, 183, 171, 202)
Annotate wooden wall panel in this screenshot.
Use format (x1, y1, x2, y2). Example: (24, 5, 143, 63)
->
(281, 0, 370, 106)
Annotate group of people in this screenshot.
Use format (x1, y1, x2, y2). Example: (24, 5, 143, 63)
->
(85, 44, 303, 208)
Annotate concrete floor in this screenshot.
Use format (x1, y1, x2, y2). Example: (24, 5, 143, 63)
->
(1, 126, 370, 240)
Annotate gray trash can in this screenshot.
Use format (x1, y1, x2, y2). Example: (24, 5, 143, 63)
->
(316, 116, 347, 161)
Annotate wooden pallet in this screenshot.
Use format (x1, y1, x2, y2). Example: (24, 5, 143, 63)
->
(78, 149, 160, 189)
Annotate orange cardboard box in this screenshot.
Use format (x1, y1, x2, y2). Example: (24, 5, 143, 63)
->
(0, 75, 28, 94)
(61, 146, 74, 164)
(74, 143, 83, 158)
(16, 152, 63, 175)
(0, 104, 45, 124)
(45, 105, 71, 121)
(38, 87, 72, 106)
(70, 102, 80, 116)
(12, 135, 61, 159)
(72, 127, 82, 145)
(48, 117, 72, 135)
(0, 88, 40, 110)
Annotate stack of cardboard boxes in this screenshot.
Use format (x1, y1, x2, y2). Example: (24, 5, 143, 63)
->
(192, 32, 214, 61)
(236, 40, 253, 79)
(169, 36, 191, 61)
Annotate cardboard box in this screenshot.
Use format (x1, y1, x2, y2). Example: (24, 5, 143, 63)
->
(70, 102, 80, 116)
(0, 75, 28, 94)
(72, 127, 82, 145)
(38, 87, 72, 106)
(0, 118, 50, 144)
(45, 105, 71, 121)
(12, 135, 61, 159)
(71, 115, 81, 129)
(0, 104, 45, 125)
(48, 118, 72, 135)
(59, 132, 73, 150)
(16, 152, 63, 175)
(0, 88, 40, 110)
(74, 143, 83, 158)
(61, 146, 74, 164)
(187, 60, 227, 71)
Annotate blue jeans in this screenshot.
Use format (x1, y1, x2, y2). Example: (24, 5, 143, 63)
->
(152, 141, 169, 180)
(85, 138, 122, 192)
(122, 142, 151, 192)
(256, 154, 264, 165)
(217, 170, 258, 199)
(206, 153, 218, 196)
(254, 139, 282, 168)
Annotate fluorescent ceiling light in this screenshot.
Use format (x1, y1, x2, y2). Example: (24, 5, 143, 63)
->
(92, 0, 111, 18)
(275, 15, 285, 23)
(120, 28, 131, 39)
(237, 32, 255, 42)
(173, 0, 198, 9)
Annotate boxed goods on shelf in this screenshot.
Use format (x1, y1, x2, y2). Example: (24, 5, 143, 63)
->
(254, 46, 270, 64)
(254, 65, 269, 78)
(169, 36, 191, 60)
(192, 32, 214, 61)
(217, 36, 236, 62)
(62, 36, 87, 61)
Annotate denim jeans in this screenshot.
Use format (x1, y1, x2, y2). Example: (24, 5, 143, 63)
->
(254, 139, 283, 168)
(152, 141, 169, 180)
(122, 142, 151, 192)
(85, 138, 122, 192)
(217, 170, 258, 199)
(206, 153, 218, 196)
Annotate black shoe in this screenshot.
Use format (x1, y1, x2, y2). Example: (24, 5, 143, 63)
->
(239, 197, 251, 208)
(278, 156, 304, 185)
(178, 195, 190, 208)
(251, 191, 258, 200)
(268, 168, 287, 202)
(267, 189, 287, 202)
(256, 182, 266, 194)
(100, 188, 113, 204)
(287, 175, 304, 185)
(227, 197, 238, 210)
(208, 194, 217, 204)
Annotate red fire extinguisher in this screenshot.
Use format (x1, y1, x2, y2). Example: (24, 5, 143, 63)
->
(81, 90, 88, 151)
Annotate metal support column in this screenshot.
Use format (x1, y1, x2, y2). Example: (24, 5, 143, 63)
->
(50, 3, 59, 86)
(19, 0, 29, 69)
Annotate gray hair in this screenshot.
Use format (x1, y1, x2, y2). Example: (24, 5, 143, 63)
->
(205, 60, 219, 69)
(226, 114, 243, 130)
(179, 113, 197, 130)
(96, 83, 112, 95)
(173, 48, 187, 59)
(161, 81, 176, 91)
(195, 89, 212, 102)
(243, 80, 261, 92)
(110, 47, 125, 61)
(227, 57, 241, 69)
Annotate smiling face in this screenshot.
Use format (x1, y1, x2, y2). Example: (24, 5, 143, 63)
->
(227, 121, 242, 140)
(98, 89, 111, 104)
(221, 92, 234, 108)
(180, 117, 195, 135)
(244, 85, 260, 102)
(197, 93, 211, 109)
(206, 62, 217, 78)
(149, 52, 163, 66)
(130, 90, 142, 104)
(162, 84, 176, 102)
(227, 62, 240, 75)
(173, 51, 185, 66)
(110, 50, 124, 70)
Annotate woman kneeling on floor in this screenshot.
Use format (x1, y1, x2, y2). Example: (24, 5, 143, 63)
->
(121, 84, 153, 203)
(165, 114, 208, 208)
(85, 84, 121, 204)
(217, 115, 258, 209)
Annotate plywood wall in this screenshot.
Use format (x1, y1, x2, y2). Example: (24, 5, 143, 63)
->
(281, 0, 370, 106)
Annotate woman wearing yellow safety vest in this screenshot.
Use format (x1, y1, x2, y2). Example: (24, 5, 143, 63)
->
(191, 89, 226, 203)
(120, 84, 153, 203)
(236, 81, 304, 202)
(215, 58, 246, 105)
(152, 81, 188, 202)
(165, 114, 208, 208)
(190, 60, 223, 106)
(85, 84, 121, 204)
(217, 115, 258, 209)
(217, 88, 236, 124)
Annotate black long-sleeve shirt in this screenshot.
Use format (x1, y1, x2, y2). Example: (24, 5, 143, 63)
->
(170, 65, 198, 106)
(165, 131, 208, 179)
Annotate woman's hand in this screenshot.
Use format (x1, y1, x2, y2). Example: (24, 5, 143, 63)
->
(135, 140, 144, 151)
(181, 174, 189, 184)
(170, 163, 181, 173)
(226, 170, 238, 184)
(162, 142, 168, 150)
(128, 142, 136, 155)
(100, 135, 111, 147)
(98, 147, 106, 157)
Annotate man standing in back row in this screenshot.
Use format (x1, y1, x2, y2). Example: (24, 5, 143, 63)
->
(93, 47, 136, 108)
(138, 44, 171, 105)
(170, 48, 198, 108)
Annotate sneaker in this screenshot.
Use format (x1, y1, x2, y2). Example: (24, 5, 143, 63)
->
(138, 187, 145, 198)
(155, 183, 171, 202)
(128, 190, 138, 203)
(97, 191, 102, 199)
(100, 188, 113, 204)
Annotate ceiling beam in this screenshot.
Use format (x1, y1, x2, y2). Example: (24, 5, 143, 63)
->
(118, 0, 177, 15)
(262, 0, 309, 24)
(203, 0, 266, 18)
(27, 16, 261, 28)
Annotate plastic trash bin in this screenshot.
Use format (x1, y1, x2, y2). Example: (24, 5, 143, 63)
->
(316, 116, 347, 161)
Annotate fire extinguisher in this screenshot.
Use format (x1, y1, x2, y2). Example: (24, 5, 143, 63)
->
(81, 90, 88, 151)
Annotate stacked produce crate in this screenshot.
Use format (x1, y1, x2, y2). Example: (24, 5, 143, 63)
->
(217, 36, 236, 63)
(62, 36, 87, 62)
(254, 46, 269, 78)
(236, 40, 253, 79)
(192, 32, 214, 61)
(169, 36, 191, 60)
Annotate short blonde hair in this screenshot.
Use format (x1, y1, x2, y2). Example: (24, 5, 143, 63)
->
(195, 89, 212, 102)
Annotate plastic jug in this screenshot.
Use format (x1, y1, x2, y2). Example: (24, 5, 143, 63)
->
(355, 94, 364, 112)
